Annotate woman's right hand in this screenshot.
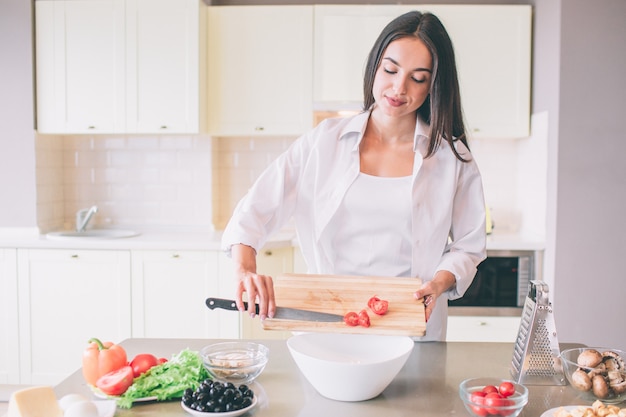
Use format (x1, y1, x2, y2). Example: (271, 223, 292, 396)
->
(231, 244, 276, 320)
(235, 270, 276, 320)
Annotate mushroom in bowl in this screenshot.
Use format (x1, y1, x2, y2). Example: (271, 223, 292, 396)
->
(286, 333, 414, 402)
(560, 347, 626, 404)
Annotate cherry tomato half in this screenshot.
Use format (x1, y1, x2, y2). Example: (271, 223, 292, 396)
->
(96, 365, 134, 396)
(129, 353, 159, 378)
(358, 309, 371, 327)
(343, 311, 359, 327)
(367, 296, 389, 315)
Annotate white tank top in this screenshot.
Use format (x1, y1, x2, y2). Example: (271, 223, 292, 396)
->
(329, 173, 413, 277)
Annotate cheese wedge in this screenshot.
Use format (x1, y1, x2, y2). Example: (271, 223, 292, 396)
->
(7, 386, 63, 417)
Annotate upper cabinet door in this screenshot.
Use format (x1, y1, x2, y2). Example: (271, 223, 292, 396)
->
(207, 6, 313, 136)
(35, 0, 126, 134)
(425, 5, 532, 139)
(313, 5, 408, 110)
(125, 0, 204, 134)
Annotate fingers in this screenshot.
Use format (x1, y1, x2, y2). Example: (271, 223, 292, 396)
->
(423, 296, 435, 322)
(236, 272, 275, 320)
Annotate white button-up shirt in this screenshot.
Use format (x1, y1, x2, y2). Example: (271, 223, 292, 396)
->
(222, 110, 487, 341)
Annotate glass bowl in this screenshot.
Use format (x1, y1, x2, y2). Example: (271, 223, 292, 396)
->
(560, 347, 626, 404)
(459, 377, 528, 417)
(200, 341, 268, 385)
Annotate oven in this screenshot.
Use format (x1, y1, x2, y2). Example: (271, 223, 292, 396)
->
(448, 250, 540, 316)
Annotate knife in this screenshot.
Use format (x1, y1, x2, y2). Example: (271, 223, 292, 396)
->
(206, 297, 345, 323)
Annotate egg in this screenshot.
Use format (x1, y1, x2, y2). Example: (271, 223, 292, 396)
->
(58, 393, 89, 411)
(64, 400, 100, 417)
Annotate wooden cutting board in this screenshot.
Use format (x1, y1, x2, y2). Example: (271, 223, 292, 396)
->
(261, 273, 426, 336)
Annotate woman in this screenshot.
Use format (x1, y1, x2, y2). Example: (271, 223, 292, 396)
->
(221, 11, 486, 341)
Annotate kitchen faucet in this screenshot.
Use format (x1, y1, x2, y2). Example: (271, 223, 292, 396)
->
(76, 205, 98, 232)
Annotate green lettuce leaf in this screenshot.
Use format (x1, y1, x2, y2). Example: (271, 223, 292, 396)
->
(117, 348, 209, 409)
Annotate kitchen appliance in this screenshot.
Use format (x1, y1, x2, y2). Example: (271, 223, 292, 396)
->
(510, 280, 565, 385)
(248, 273, 426, 336)
(448, 250, 534, 312)
(206, 297, 344, 322)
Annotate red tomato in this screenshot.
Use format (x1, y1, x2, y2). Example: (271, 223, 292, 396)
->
(484, 392, 506, 415)
(157, 357, 168, 364)
(358, 309, 371, 327)
(498, 381, 515, 398)
(129, 353, 159, 378)
(367, 296, 389, 315)
(343, 311, 359, 326)
(469, 391, 488, 416)
(96, 365, 134, 396)
(481, 385, 499, 395)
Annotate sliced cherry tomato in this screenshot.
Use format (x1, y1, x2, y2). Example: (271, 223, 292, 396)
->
(96, 365, 134, 396)
(367, 296, 389, 315)
(469, 391, 488, 416)
(129, 353, 159, 378)
(498, 381, 515, 398)
(343, 311, 359, 327)
(358, 309, 371, 327)
(157, 357, 168, 364)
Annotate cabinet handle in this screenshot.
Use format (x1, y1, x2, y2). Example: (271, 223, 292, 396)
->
(172, 253, 180, 258)
(160, 126, 168, 130)
(264, 250, 272, 256)
(254, 126, 265, 131)
(70, 254, 79, 259)
(88, 126, 95, 130)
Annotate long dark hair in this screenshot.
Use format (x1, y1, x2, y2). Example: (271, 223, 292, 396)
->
(363, 11, 470, 161)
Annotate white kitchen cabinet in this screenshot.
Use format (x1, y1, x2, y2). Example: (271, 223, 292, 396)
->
(125, 0, 205, 133)
(130, 250, 230, 339)
(313, 5, 409, 109)
(0, 249, 19, 384)
(207, 6, 313, 136)
(426, 5, 532, 139)
(219, 247, 295, 340)
(16, 249, 131, 385)
(446, 315, 521, 343)
(312, 5, 532, 139)
(35, 0, 126, 134)
(35, 0, 206, 134)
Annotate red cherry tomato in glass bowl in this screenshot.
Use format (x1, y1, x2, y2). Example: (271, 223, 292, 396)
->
(481, 385, 498, 395)
(367, 296, 389, 315)
(358, 309, 371, 327)
(469, 392, 488, 416)
(96, 365, 134, 396)
(498, 381, 516, 398)
(129, 353, 159, 378)
(343, 311, 359, 327)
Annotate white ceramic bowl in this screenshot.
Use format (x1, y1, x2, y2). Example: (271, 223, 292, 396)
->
(287, 333, 414, 402)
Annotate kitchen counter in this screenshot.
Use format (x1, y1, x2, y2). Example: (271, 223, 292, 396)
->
(0, 227, 544, 252)
(54, 338, 586, 417)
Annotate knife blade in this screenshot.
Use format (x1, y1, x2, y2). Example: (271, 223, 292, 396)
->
(206, 297, 345, 323)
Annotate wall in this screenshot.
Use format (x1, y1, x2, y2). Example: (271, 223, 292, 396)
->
(0, 0, 38, 234)
(551, 0, 626, 348)
(36, 134, 214, 232)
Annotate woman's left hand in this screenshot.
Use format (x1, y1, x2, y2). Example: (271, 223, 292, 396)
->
(414, 270, 456, 322)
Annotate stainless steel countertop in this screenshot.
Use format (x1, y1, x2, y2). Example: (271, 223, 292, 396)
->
(54, 338, 588, 417)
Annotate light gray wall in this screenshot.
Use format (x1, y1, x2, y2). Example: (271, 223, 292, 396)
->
(551, 0, 626, 347)
(0, 0, 38, 230)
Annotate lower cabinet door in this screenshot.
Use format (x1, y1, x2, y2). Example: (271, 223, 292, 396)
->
(1, 248, 19, 384)
(17, 249, 131, 385)
(130, 250, 223, 339)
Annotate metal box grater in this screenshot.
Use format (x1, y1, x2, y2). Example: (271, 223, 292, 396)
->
(510, 280, 566, 385)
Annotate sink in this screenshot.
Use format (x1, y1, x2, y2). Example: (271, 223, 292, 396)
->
(46, 229, 140, 241)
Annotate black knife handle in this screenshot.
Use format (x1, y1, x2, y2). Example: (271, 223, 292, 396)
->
(206, 297, 260, 314)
